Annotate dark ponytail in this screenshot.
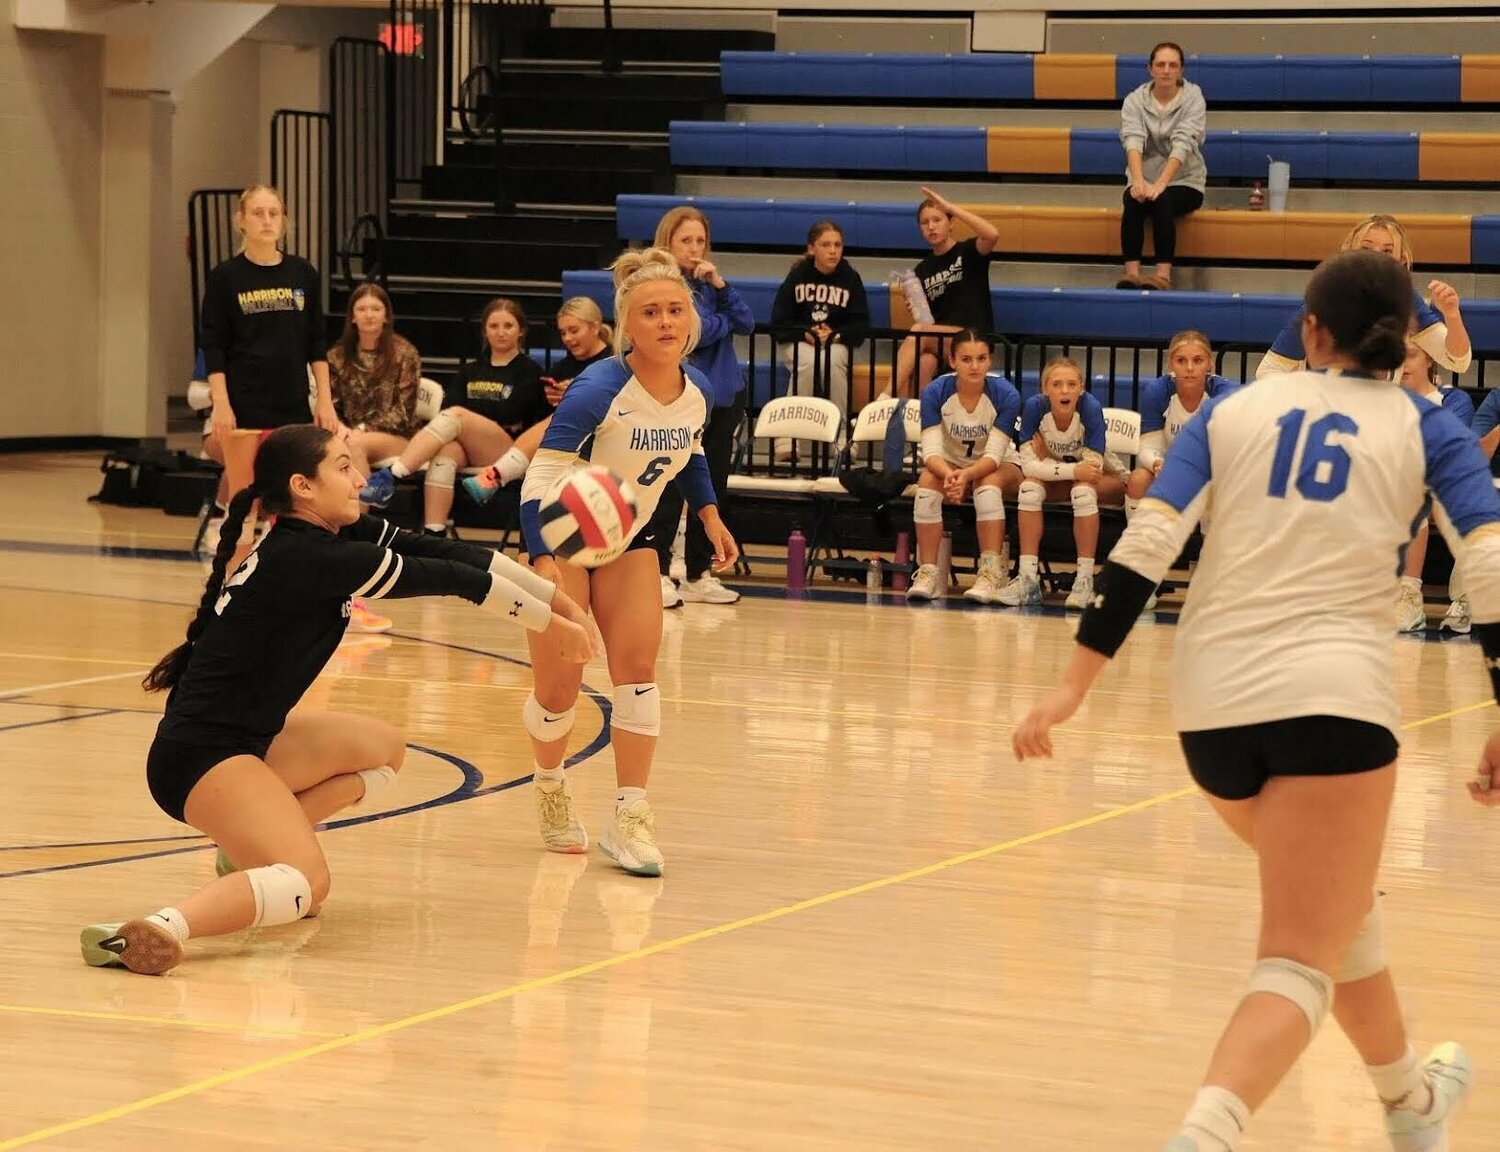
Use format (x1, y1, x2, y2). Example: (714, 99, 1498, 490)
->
(1304, 250, 1413, 375)
(143, 424, 334, 693)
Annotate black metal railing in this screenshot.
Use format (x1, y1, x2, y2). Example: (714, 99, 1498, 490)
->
(270, 109, 330, 306)
(187, 189, 242, 351)
(329, 37, 393, 294)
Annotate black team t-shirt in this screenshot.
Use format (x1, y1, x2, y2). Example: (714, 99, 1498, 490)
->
(450, 354, 549, 434)
(199, 254, 326, 429)
(914, 237, 995, 334)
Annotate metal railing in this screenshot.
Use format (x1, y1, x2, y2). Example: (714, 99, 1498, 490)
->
(186, 189, 243, 351)
(270, 109, 330, 307)
(329, 37, 393, 294)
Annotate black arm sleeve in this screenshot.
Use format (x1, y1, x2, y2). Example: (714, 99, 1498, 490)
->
(304, 261, 327, 364)
(344, 515, 493, 569)
(200, 264, 232, 374)
(320, 540, 493, 604)
(1074, 560, 1158, 659)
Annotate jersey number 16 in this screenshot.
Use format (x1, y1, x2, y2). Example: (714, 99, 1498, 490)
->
(1268, 408, 1358, 503)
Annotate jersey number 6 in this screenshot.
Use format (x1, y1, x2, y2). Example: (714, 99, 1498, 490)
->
(637, 456, 672, 486)
(1268, 408, 1358, 503)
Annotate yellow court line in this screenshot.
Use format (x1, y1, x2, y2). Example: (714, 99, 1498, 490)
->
(1402, 698, 1495, 729)
(0, 652, 153, 668)
(0, 784, 1195, 1151)
(0, 1003, 344, 1040)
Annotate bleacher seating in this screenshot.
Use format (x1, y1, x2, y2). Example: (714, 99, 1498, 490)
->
(616, 193, 1493, 268)
(560, 271, 1500, 353)
(719, 51, 1500, 106)
(672, 122, 1500, 185)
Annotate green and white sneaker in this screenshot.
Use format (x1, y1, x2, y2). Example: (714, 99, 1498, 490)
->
(963, 553, 1007, 605)
(536, 777, 588, 854)
(1385, 1041, 1472, 1152)
(906, 563, 941, 602)
(1065, 572, 1095, 611)
(80, 918, 182, 975)
(600, 798, 664, 877)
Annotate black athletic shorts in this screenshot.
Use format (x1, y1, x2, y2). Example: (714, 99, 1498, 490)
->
(1179, 715, 1399, 802)
(147, 735, 271, 823)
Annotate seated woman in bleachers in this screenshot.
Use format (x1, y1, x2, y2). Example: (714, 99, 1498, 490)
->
(896, 186, 1001, 395)
(771, 219, 870, 461)
(1116, 42, 1206, 292)
(462, 297, 615, 504)
(360, 298, 547, 534)
(1257, 214, 1472, 379)
(906, 330, 1022, 605)
(1126, 329, 1235, 516)
(327, 283, 423, 484)
(1395, 336, 1475, 634)
(999, 356, 1127, 611)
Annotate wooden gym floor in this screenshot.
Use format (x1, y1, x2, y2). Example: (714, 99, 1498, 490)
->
(0, 452, 1497, 1151)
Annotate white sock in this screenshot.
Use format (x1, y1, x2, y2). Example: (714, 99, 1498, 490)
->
(389, 461, 411, 479)
(149, 907, 190, 944)
(424, 523, 447, 534)
(1125, 496, 1140, 519)
(616, 786, 646, 810)
(1368, 1046, 1433, 1114)
(1019, 555, 1039, 579)
(1077, 557, 1095, 580)
(979, 549, 1001, 567)
(496, 446, 530, 485)
(535, 762, 565, 784)
(355, 764, 398, 806)
(1400, 575, 1422, 592)
(1180, 1085, 1249, 1151)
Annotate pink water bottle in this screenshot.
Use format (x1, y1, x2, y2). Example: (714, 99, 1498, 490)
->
(786, 528, 806, 592)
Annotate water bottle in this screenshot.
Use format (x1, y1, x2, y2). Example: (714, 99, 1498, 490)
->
(867, 554, 883, 593)
(890, 269, 934, 326)
(786, 528, 806, 592)
(936, 532, 954, 589)
(893, 531, 911, 593)
(1249, 181, 1265, 211)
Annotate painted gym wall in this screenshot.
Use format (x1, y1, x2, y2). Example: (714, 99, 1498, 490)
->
(0, 26, 104, 439)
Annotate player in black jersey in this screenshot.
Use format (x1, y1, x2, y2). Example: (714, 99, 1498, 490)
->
(80, 425, 593, 976)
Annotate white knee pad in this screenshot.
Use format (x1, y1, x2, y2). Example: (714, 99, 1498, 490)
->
(523, 692, 576, 742)
(1336, 893, 1387, 984)
(973, 485, 1005, 523)
(245, 863, 314, 927)
(1070, 483, 1098, 518)
(426, 456, 457, 490)
(913, 487, 943, 525)
(419, 408, 463, 448)
(1247, 957, 1333, 1035)
(612, 682, 661, 737)
(1018, 479, 1045, 512)
(1124, 496, 1141, 520)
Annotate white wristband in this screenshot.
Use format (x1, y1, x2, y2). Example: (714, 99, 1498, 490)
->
(481, 573, 553, 632)
(488, 551, 557, 606)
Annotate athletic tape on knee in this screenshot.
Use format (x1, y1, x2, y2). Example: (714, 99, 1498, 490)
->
(523, 692, 576, 742)
(246, 863, 314, 927)
(426, 456, 457, 490)
(973, 485, 1005, 523)
(1070, 483, 1098, 518)
(1018, 479, 1045, 512)
(612, 682, 661, 737)
(1336, 893, 1387, 984)
(419, 409, 463, 448)
(1247, 957, 1333, 1035)
(913, 487, 943, 525)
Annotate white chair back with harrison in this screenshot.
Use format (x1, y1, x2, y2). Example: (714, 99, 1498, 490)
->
(1101, 406, 1142, 458)
(415, 377, 444, 423)
(849, 397, 922, 445)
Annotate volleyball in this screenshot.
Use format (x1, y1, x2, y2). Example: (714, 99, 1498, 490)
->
(537, 465, 639, 567)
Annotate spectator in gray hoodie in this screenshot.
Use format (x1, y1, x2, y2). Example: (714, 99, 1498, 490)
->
(1117, 42, 1207, 292)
